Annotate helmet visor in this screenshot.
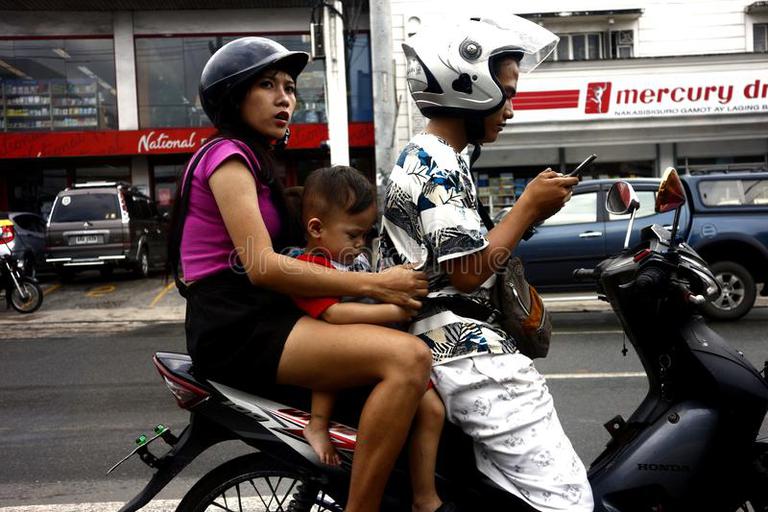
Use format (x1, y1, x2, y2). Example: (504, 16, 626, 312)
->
(479, 15, 558, 73)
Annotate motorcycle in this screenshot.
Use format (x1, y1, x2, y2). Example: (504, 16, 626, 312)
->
(111, 168, 768, 511)
(1, 219, 43, 314)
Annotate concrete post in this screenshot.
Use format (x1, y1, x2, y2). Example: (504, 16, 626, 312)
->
(370, 0, 397, 204)
(323, 1, 350, 166)
(131, 156, 151, 196)
(113, 11, 139, 131)
(657, 142, 676, 176)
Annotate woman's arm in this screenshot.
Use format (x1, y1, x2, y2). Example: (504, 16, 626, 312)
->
(209, 159, 427, 308)
(443, 170, 578, 293)
(321, 303, 414, 325)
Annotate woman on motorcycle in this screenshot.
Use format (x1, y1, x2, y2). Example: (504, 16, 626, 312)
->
(169, 37, 432, 512)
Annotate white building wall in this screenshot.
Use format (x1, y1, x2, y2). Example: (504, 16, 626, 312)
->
(635, 0, 748, 56)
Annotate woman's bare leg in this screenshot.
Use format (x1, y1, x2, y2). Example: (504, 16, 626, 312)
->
(277, 317, 432, 512)
(305, 390, 341, 465)
(409, 389, 445, 512)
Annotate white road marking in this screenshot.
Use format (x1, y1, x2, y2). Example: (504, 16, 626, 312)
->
(0, 502, 177, 512)
(554, 330, 625, 335)
(545, 371, 645, 380)
(542, 295, 599, 302)
(0, 496, 297, 512)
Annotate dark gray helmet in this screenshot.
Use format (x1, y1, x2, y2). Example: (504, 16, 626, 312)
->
(199, 37, 309, 127)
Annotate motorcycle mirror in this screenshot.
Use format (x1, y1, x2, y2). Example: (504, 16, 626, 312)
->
(656, 167, 686, 213)
(606, 181, 641, 215)
(606, 181, 641, 250)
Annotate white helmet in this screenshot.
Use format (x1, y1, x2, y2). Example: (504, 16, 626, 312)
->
(403, 15, 558, 120)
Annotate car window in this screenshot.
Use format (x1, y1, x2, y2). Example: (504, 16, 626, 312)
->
(126, 194, 153, 220)
(138, 198, 153, 220)
(148, 201, 160, 218)
(12, 214, 33, 231)
(698, 178, 768, 206)
(50, 193, 120, 222)
(608, 191, 657, 220)
(33, 217, 46, 233)
(541, 192, 597, 226)
(125, 194, 138, 218)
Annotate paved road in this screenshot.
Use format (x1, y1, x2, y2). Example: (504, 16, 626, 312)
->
(1, 306, 766, 510)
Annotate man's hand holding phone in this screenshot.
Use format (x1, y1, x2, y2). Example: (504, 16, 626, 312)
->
(517, 169, 579, 225)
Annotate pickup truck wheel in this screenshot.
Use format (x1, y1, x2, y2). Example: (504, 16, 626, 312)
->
(701, 261, 756, 321)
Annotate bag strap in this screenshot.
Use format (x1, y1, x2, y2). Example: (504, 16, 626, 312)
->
(469, 143, 535, 242)
(170, 137, 223, 297)
(476, 195, 496, 232)
(468, 143, 497, 232)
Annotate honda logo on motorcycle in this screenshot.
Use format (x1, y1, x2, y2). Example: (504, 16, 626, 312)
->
(585, 82, 612, 114)
(637, 463, 691, 472)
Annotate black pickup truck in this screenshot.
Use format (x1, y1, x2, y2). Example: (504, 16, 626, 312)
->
(512, 171, 768, 320)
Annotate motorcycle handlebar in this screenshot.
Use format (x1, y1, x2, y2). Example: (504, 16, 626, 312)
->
(573, 268, 597, 282)
(636, 266, 667, 292)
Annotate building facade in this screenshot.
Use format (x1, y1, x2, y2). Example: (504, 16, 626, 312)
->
(0, 1, 372, 217)
(389, 0, 768, 216)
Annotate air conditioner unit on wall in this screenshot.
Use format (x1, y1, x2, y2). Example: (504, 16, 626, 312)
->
(310, 21, 325, 60)
(618, 30, 634, 44)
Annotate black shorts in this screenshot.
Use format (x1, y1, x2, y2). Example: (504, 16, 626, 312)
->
(185, 270, 305, 393)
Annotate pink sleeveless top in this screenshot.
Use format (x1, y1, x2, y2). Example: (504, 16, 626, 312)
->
(180, 139, 282, 281)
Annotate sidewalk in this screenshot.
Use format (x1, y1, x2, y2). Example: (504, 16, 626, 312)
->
(2, 294, 765, 328)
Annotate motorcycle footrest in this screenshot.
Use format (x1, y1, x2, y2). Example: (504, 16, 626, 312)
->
(137, 446, 160, 469)
(604, 415, 627, 439)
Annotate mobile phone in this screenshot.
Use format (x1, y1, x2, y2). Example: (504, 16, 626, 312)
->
(567, 153, 597, 177)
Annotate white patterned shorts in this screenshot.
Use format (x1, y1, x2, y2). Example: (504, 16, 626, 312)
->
(431, 353, 594, 512)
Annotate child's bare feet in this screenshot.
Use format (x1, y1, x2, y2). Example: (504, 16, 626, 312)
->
(412, 496, 443, 512)
(303, 420, 341, 466)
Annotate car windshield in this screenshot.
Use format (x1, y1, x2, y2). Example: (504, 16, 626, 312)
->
(51, 193, 120, 222)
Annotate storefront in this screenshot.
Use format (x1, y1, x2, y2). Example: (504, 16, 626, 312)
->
(0, 5, 374, 215)
(472, 54, 768, 216)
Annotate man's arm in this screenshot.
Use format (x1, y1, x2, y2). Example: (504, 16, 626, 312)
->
(320, 302, 414, 325)
(443, 170, 578, 293)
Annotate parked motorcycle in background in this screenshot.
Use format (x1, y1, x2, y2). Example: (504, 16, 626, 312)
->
(1, 218, 43, 314)
(111, 169, 768, 511)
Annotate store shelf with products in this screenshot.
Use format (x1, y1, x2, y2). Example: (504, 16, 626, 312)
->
(0, 78, 103, 131)
(476, 171, 532, 218)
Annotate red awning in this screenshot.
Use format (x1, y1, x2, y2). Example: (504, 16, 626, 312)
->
(0, 122, 373, 159)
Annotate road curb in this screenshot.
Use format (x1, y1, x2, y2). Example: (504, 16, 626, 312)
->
(1, 297, 765, 327)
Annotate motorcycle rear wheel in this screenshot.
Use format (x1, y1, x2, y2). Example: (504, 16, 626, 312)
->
(175, 453, 342, 512)
(10, 277, 43, 314)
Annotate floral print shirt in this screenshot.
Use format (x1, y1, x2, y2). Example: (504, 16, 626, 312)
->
(378, 133, 518, 365)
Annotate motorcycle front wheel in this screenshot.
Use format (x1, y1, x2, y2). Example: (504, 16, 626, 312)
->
(737, 502, 767, 512)
(176, 453, 342, 512)
(10, 277, 43, 314)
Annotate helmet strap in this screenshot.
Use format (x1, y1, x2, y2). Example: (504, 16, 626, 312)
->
(464, 116, 485, 145)
(469, 143, 483, 167)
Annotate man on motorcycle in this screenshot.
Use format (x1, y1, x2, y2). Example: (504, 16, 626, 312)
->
(379, 15, 594, 512)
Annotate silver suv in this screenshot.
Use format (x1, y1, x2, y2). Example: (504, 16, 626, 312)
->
(45, 182, 168, 279)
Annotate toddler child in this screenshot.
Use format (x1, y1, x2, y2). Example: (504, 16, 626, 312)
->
(291, 166, 450, 512)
